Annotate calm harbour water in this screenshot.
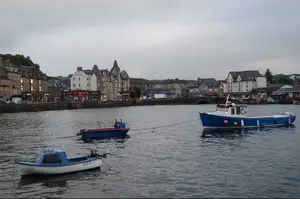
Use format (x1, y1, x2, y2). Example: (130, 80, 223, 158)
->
(0, 104, 300, 198)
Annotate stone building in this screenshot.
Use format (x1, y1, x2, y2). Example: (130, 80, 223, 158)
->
(0, 57, 48, 102)
(20, 66, 48, 102)
(69, 60, 130, 101)
(47, 80, 68, 102)
(0, 67, 11, 101)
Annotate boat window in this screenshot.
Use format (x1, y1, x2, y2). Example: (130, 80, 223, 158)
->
(42, 154, 62, 164)
(231, 108, 235, 115)
(35, 154, 40, 163)
(236, 107, 241, 114)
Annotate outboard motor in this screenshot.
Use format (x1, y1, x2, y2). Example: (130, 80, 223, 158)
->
(90, 149, 98, 157)
(80, 129, 87, 133)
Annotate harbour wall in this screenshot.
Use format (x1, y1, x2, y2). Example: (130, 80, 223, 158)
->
(0, 98, 202, 114)
(0, 97, 285, 114)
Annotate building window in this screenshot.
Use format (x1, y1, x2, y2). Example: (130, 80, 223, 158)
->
(30, 79, 33, 83)
(20, 78, 23, 83)
(30, 86, 33, 91)
(73, 84, 75, 87)
(39, 80, 41, 84)
(21, 85, 23, 91)
(39, 86, 42, 92)
(79, 84, 81, 87)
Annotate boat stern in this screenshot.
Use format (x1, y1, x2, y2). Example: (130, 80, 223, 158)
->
(289, 115, 296, 124)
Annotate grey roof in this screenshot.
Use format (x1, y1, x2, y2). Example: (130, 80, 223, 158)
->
(120, 70, 129, 79)
(91, 64, 99, 75)
(227, 70, 264, 82)
(48, 80, 67, 88)
(273, 85, 300, 93)
(161, 78, 190, 84)
(83, 69, 92, 75)
(130, 78, 161, 85)
(110, 60, 120, 73)
(99, 69, 110, 76)
(196, 78, 219, 87)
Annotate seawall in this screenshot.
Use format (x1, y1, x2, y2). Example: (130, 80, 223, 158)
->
(0, 97, 232, 114)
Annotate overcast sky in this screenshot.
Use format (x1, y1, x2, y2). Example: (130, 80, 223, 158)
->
(1, 0, 300, 80)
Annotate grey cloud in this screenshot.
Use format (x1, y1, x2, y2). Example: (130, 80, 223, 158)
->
(1, 0, 300, 80)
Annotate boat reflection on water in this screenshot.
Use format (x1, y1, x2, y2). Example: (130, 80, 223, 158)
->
(82, 135, 130, 143)
(17, 167, 104, 189)
(201, 128, 249, 139)
(201, 124, 296, 139)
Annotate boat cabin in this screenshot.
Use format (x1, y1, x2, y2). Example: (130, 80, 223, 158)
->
(35, 150, 69, 165)
(216, 103, 248, 116)
(114, 119, 127, 129)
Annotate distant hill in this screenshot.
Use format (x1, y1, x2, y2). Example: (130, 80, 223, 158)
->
(48, 76, 69, 81)
(0, 53, 40, 70)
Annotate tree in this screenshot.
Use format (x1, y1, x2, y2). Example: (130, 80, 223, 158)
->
(277, 76, 293, 85)
(0, 53, 38, 67)
(129, 87, 142, 99)
(265, 68, 274, 84)
(134, 87, 142, 99)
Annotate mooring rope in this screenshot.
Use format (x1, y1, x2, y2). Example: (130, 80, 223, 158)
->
(49, 118, 199, 139)
(129, 118, 199, 132)
(101, 158, 112, 168)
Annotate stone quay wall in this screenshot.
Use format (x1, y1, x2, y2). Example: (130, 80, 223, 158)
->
(0, 97, 226, 114)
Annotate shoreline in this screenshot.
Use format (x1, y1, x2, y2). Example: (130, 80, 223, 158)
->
(0, 98, 296, 114)
(0, 98, 205, 114)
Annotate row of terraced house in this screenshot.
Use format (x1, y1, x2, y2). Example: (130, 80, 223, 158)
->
(0, 57, 48, 102)
(130, 70, 269, 98)
(130, 70, 300, 99)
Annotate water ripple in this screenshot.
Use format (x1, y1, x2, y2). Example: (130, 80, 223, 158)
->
(0, 105, 300, 198)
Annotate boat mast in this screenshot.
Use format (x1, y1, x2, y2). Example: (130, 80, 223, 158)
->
(225, 94, 230, 106)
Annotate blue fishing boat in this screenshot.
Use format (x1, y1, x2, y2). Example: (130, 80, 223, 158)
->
(199, 95, 296, 129)
(76, 119, 130, 140)
(15, 149, 107, 176)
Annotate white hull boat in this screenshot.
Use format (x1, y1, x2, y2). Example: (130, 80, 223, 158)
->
(16, 149, 107, 176)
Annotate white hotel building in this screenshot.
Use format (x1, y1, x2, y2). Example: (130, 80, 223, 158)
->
(70, 66, 98, 91)
(222, 70, 267, 93)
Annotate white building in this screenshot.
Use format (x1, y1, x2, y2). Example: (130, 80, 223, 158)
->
(223, 70, 267, 93)
(70, 66, 98, 91)
(289, 74, 300, 81)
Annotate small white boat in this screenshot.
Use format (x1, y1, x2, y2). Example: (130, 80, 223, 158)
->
(15, 149, 107, 176)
